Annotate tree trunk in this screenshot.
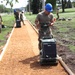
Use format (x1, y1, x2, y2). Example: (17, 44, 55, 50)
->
(62, 0, 65, 12)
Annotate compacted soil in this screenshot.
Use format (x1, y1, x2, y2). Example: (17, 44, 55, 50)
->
(0, 20, 69, 75)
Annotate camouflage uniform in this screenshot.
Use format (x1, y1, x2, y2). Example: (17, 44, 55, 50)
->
(35, 11, 54, 50)
(35, 11, 53, 40)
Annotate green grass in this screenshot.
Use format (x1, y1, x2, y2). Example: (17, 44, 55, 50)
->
(26, 8, 75, 52)
(68, 45, 75, 52)
(0, 14, 15, 46)
(59, 8, 75, 13)
(54, 11, 75, 52)
(2, 14, 15, 27)
(25, 13, 36, 23)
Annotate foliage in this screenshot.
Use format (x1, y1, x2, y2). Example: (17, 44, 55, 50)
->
(0, 5, 5, 13)
(72, 2, 75, 7)
(3, 0, 18, 8)
(32, 0, 40, 14)
(0, 5, 11, 13)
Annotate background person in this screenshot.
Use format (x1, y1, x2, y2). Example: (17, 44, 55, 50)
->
(14, 9, 20, 21)
(20, 11, 26, 25)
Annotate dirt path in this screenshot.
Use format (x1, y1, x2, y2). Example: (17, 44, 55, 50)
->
(0, 20, 68, 75)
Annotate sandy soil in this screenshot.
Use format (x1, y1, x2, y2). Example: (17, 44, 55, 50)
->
(0, 20, 68, 75)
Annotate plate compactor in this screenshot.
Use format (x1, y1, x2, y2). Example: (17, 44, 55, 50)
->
(16, 19, 21, 28)
(38, 23, 58, 65)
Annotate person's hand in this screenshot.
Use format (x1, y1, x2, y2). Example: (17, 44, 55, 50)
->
(48, 23, 54, 26)
(54, 18, 56, 22)
(50, 23, 54, 26)
(35, 24, 40, 29)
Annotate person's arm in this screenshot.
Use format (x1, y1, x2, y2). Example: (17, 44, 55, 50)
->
(35, 19, 40, 29)
(35, 14, 40, 29)
(49, 13, 54, 26)
(50, 19, 54, 26)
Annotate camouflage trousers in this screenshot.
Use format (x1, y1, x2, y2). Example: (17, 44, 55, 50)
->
(38, 27, 52, 41)
(38, 28, 53, 50)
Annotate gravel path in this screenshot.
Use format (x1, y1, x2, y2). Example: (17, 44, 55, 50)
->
(0, 20, 68, 75)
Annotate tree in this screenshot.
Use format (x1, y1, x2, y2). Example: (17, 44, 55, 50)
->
(5, 0, 18, 4)
(3, 0, 18, 12)
(62, 0, 65, 12)
(0, 5, 11, 13)
(32, 0, 40, 14)
(0, 5, 5, 13)
(67, 0, 72, 8)
(3, 0, 18, 8)
(26, 0, 33, 14)
(30, 0, 42, 13)
(62, 0, 67, 12)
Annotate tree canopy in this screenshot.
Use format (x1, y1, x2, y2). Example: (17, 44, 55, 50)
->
(2, 0, 18, 8)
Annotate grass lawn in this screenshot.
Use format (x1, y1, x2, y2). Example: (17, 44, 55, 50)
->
(0, 14, 15, 46)
(25, 8, 75, 52)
